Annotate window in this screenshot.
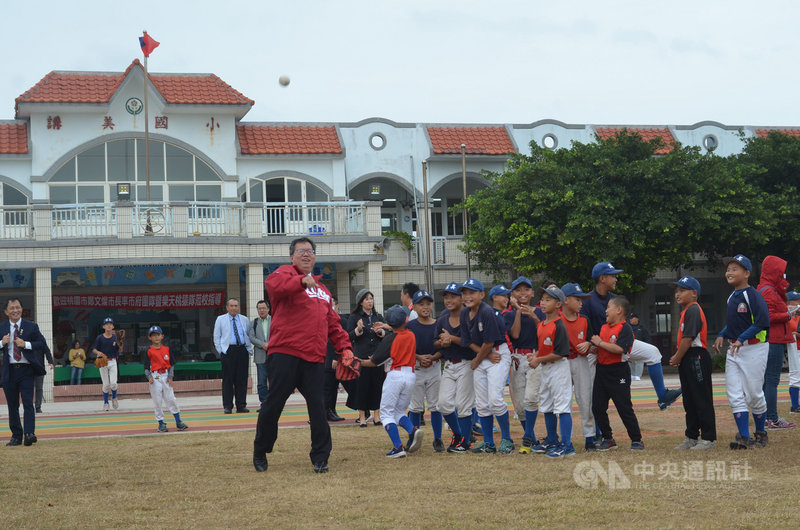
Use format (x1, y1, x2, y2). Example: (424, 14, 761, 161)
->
(48, 139, 223, 203)
(247, 177, 329, 203)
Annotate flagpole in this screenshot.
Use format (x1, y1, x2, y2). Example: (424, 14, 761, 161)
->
(143, 31, 152, 234)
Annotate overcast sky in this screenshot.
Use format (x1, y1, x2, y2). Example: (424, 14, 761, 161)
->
(3, 1, 798, 126)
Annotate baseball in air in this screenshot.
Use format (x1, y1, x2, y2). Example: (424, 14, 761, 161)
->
(279, 75, 290, 87)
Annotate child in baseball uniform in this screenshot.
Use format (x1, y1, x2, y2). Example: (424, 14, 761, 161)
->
(590, 296, 644, 451)
(505, 276, 541, 453)
(434, 282, 475, 452)
(361, 305, 424, 458)
(460, 278, 514, 454)
(529, 286, 574, 458)
(712, 254, 771, 449)
(668, 276, 716, 450)
(407, 290, 444, 452)
(787, 291, 800, 414)
(560, 283, 597, 452)
(92, 317, 121, 411)
(144, 326, 187, 432)
(582, 262, 682, 410)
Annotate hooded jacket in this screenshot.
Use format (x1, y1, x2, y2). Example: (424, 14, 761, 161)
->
(265, 264, 352, 363)
(757, 255, 793, 344)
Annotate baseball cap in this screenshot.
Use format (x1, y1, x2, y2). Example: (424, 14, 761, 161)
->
(540, 285, 565, 303)
(511, 276, 533, 290)
(723, 254, 752, 273)
(671, 275, 702, 296)
(592, 261, 624, 280)
(441, 282, 462, 295)
(103, 317, 114, 325)
(148, 325, 163, 336)
(787, 291, 800, 302)
(385, 304, 411, 327)
(561, 283, 591, 298)
(489, 285, 511, 299)
(460, 278, 485, 292)
(412, 290, 433, 304)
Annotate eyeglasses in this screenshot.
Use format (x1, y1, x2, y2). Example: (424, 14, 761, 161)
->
(294, 249, 316, 256)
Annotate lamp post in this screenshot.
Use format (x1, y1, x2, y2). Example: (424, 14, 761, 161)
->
(422, 160, 433, 291)
(461, 143, 470, 277)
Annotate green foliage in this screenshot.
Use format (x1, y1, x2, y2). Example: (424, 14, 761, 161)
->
(383, 230, 414, 250)
(462, 129, 781, 292)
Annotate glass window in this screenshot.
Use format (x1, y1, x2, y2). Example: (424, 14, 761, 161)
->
(306, 183, 328, 202)
(51, 160, 76, 182)
(169, 185, 194, 201)
(78, 186, 105, 204)
(195, 159, 219, 181)
(265, 180, 284, 202)
(249, 181, 263, 202)
(50, 186, 77, 204)
(137, 185, 163, 201)
(76, 144, 105, 182)
(3, 185, 28, 205)
(166, 144, 193, 181)
(107, 139, 136, 182)
(138, 140, 165, 181)
(287, 179, 302, 202)
(196, 185, 221, 202)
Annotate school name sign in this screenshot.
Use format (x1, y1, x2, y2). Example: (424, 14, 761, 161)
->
(53, 291, 225, 310)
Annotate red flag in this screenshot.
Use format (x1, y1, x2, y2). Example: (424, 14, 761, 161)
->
(139, 31, 160, 57)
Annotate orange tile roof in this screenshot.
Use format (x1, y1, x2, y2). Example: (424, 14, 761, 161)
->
(0, 122, 28, 154)
(15, 60, 252, 116)
(595, 127, 675, 155)
(237, 125, 342, 155)
(755, 128, 800, 138)
(426, 126, 515, 155)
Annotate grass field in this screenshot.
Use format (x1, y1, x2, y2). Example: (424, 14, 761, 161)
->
(2, 403, 799, 529)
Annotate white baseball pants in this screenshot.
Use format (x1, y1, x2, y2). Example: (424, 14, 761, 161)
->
(100, 359, 119, 394)
(725, 341, 768, 415)
(438, 360, 475, 418)
(380, 367, 416, 427)
(409, 361, 441, 413)
(570, 353, 597, 438)
(473, 347, 511, 417)
(149, 372, 180, 422)
(539, 357, 573, 414)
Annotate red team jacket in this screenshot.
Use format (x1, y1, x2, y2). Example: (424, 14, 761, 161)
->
(265, 264, 352, 363)
(757, 255, 793, 344)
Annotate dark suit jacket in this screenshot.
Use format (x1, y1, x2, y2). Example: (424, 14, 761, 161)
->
(1, 319, 47, 385)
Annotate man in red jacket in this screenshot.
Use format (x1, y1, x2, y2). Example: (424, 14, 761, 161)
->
(253, 237, 354, 473)
(758, 255, 796, 430)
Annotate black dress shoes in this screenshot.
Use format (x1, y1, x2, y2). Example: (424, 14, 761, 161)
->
(313, 461, 329, 473)
(6, 437, 22, 446)
(236, 408, 250, 413)
(253, 453, 268, 472)
(224, 409, 233, 414)
(327, 410, 345, 422)
(24, 434, 37, 446)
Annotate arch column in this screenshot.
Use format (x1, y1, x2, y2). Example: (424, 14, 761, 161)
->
(35, 267, 54, 403)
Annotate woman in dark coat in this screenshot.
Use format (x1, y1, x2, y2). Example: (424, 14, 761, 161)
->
(346, 288, 386, 426)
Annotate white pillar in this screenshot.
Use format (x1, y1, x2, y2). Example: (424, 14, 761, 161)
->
(246, 263, 264, 397)
(226, 265, 240, 304)
(336, 269, 350, 312)
(35, 267, 54, 403)
(365, 260, 385, 313)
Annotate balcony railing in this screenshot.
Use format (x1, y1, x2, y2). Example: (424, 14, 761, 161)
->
(383, 236, 467, 266)
(0, 201, 373, 241)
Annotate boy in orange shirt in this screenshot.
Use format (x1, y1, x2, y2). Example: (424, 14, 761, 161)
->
(787, 291, 800, 413)
(144, 326, 188, 432)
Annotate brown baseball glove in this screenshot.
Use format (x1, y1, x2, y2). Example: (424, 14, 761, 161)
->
(95, 353, 108, 368)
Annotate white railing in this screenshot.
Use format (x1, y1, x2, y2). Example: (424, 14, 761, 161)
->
(260, 202, 367, 236)
(188, 202, 245, 236)
(132, 203, 174, 237)
(52, 204, 117, 239)
(384, 235, 465, 267)
(0, 206, 32, 239)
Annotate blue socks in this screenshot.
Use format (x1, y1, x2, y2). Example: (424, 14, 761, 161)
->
(753, 412, 766, 433)
(173, 412, 182, 423)
(458, 416, 473, 442)
(398, 415, 414, 434)
(385, 423, 402, 448)
(790, 386, 800, 409)
(559, 413, 573, 448)
(430, 411, 443, 440)
(647, 364, 667, 399)
(585, 436, 595, 445)
(444, 412, 461, 436)
(734, 411, 750, 438)
(544, 412, 558, 444)
(496, 411, 511, 441)
(523, 410, 538, 439)
(112, 389, 118, 399)
(479, 416, 495, 446)
(103, 392, 109, 403)
(408, 411, 421, 428)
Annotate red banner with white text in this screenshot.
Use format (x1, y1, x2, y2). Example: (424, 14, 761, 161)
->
(53, 291, 224, 310)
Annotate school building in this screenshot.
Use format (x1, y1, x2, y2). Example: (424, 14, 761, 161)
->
(0, 59, 791, 401)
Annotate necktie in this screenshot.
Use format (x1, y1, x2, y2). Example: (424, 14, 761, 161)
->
(231, 316, 241, 345)
(13, 323, 21, 361)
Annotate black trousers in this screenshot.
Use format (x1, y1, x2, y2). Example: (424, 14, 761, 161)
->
(254, 353, 331, 464)
(592, 362, 642, 442)
(678, 347, 716, 441)
(221, 345, 249, 411)
(35, 375, 44, 409)
(3, 363, 35, 438)
(323, 368, 339, 411)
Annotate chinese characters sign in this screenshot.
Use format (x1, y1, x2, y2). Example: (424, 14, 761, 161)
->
(53, 290, 224, 310)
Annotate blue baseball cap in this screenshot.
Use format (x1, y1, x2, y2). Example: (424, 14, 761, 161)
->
(412, 290, 433, 304)
(460, 278, 485, 292)
(103, 317, 114, 325)
(148, 325, 163, 335)
(723, 254, 752, 272)
(671, 276, 701, 296)
(489, 285, 511, 299)
(592, 261, 624, 280)
(561, 283, 591, 298)
(511, 276, 533, 290)
(385, 304, 411, 327)
(441, 282, 462, 295)
(540, 285, 565, 304)
(787, 291, 800, 301)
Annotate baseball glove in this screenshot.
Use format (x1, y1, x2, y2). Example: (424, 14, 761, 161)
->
(336, 350, 361, 381)
(95, 353, 108, 368)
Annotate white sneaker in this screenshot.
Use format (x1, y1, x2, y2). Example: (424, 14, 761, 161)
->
(103, 402, 110, 411)
(674, 437, 698, 450)
(631, 376, 641, 381)
(690, 439, 715, 450)
(112, 399, 119, 410)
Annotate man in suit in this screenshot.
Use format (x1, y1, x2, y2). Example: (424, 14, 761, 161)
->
(213, 298, 254, 414)
(34, 341, 55, 413)
(2, 298, 47, 446)
(247, 299, 271, 410)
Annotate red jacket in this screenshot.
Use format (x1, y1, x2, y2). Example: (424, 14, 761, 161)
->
(265, 264, 352, 363)
(757, 255, 793, 344)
